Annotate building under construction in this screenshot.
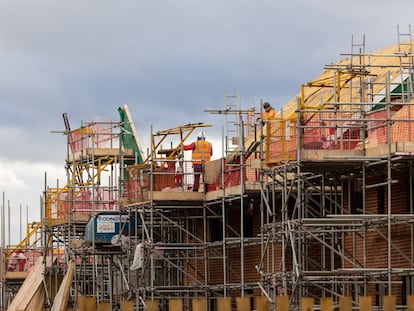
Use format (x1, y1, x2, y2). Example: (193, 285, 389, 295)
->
(2, 28, 414, 310)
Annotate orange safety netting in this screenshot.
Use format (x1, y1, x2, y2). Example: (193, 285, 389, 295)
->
(266, 120, 297, 162)
(47, 187, 117, 221)
(6, 250, 45, 272)
(266, 109, 365, 163)
(366, 109, 388, 146)
(366, 104, 414, 147)
(125, 159, 260, 197)
(125, 165, 151, 202)
(205, 157, 260, 191)
(125, 161, 205, 201)
(69, 124, 116, 153)
(391, 104, 414, 143)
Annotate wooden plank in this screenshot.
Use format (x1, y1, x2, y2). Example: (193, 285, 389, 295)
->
(153, 191, 202, 201)
(366, 144, 396, 157)
(68, 148, 134, 163)
(46, 212, 90, 226)
(5, 271, 28, 279)
(8, 256, 53, 311)
(204, 159, 222, 184)
(26, 284, 45, 311)
(397, 142, 414, 153)
(301, 149, 363, 161)
(366, 142, 414, 157)
(205, 185, 243, 201)
(50, 261, 75, 311)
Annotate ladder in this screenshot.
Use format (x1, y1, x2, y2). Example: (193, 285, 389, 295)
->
(350, 34, 367, 104)
(397, 24, 413, 54)
(224, 90, 241, 152)
(397, 25, 414, 102)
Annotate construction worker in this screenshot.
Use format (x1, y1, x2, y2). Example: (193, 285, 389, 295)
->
(183, 132, 213, 192)
(262, 102, 276, 121)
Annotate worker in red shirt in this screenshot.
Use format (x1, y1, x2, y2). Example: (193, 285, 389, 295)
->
(183, 132, 213, 192)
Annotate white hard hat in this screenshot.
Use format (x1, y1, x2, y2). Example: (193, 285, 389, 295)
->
(198, 131, 205, 138)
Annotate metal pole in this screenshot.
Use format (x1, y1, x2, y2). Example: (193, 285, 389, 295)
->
(240, 115, 245, 297)
(26, 205, 29, 245)
(386, 72, 392, 294)
(1, 191, 5, 309)
(20, 204, 22, 242)
(150, 125, 155, 299)
(221, 126, 227, 297)
(8, 200, 10, 247)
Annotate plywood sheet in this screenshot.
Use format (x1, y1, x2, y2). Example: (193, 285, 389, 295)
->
(217, 297, 232, 311)
(276, 296, 289, 311)
(144, 300, 158, 311)
(320, 297, 333, 311)
(204, 159, 222, 184)
(77, 296, 97, 311)
(254, 296, 269, 311)
(236, 297, 251, 311)
(359, 296, 372, 311)
(383, 295, 396, 311)
(192, 298, 207, 311)
(407, 295, 414, 311)
(339, 296, 352, 311)
(169, 298, 183, 311)
(301, 297, 314, 311)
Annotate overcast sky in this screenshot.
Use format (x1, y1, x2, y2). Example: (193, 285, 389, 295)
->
(1, 0, 413, 244)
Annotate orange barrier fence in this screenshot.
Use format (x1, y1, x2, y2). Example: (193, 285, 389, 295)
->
(267, 103, 414, 164)
(124, 158, 260, 202)
(122, 104, 414, 200)
(124, 161, 207, 202)
(5, 248, 66, 273)
(391, 104, 414, 142)
(266, 119, 297, 162)
(69, 124, 116, 153)
(46, 187, 117, 222)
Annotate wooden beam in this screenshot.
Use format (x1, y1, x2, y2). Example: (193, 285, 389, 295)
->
(50, 261, 75, 311)
(8, 256, 53, 311)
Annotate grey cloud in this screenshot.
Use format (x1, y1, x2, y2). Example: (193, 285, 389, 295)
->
(1, 0, 414, 231)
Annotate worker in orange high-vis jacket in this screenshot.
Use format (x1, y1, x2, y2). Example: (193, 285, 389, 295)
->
(262, 102, 276, 121)
(183, 132, 213, 192)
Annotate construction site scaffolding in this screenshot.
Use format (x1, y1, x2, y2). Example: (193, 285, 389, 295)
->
(258, 27, 414, 309)
(42, 115, 138, 310)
